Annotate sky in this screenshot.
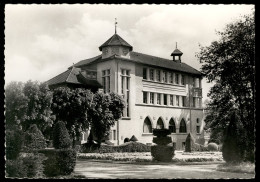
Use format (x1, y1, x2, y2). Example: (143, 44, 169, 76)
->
(4, 4, 254, 102)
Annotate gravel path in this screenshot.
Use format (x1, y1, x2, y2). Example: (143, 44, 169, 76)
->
(74, 160, 254, 179)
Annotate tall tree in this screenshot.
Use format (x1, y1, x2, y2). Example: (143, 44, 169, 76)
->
(88, 92, 125, 144)
(51, 87, 92, 145)
(197, 12, 255, 161)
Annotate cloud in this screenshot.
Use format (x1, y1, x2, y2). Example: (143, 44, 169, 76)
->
(4, 4, 254, 101)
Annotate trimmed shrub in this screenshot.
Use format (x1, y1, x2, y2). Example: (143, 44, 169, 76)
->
(81, 141, 151, 153)
(185, 133, 196, 152)
(152, 129, 171, 137)
(6, 128, 24, 160)
(23, 124, 47, 151)
(38, 148, 76, 177)
(53, 121, 72, 149)
(222, 113, 242, 163)
(207, 143, 219, 151)
(153, 136, 172, 145)
(6, 159, 27, 178)
(130, 135, 138, 142)
(200, 145, 208, 151)
(124, 137, 130, 143)
(151, 145, 174, 162)
(22, 153, 46, 178)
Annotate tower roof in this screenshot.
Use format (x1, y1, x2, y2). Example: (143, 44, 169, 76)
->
(99, 33, 133, 51)
(171, 48, 183, 56)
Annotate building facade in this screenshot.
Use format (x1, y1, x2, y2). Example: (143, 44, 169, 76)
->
(47, 32, 204, 150)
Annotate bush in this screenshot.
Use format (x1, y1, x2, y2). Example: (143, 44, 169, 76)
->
(207, 143, 219, 151)
(53, 121, 72, 149)
(222, 113, 242, 163)
(130, 135, 138, 142)
(6, 128, 24, 160)
(38, 148, 76, 177)
(124, 137, 130, 143)
(151, 145, 174, 162)
(6, 159, 27, 178)
(153, 136, 172, 145)
(200, 145, 209, 151)
(81, 141, 151, 153)
(23, 124, 47, 151)
(185, 133, 196, 152)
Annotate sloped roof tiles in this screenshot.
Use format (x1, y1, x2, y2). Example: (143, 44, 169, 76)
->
(99, 33, 133, 51)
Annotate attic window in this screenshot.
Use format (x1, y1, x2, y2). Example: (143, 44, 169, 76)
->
(175, 56, 179, 60)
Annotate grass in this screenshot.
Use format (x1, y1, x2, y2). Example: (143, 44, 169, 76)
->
(217, 162, 255, 174)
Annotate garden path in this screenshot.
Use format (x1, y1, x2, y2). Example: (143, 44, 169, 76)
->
(74, 160, 254, 179)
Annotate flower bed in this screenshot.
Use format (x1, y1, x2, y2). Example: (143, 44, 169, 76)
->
(77, 151, 223, 163)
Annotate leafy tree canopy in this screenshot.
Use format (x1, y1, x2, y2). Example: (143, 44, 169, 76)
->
(197, 11, 255, 161)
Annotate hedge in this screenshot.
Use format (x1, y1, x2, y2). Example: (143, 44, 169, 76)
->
(38, 148, 76, 177)
(81, 141, 151, 153)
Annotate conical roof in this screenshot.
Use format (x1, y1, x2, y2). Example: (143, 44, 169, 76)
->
(171, 48, 183, 56)
(99, 33, 133, 51)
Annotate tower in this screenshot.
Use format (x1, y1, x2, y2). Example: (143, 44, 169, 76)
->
(171, 42, 183, 63)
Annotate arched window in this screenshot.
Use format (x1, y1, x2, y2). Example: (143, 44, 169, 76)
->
(169, 118, 176, 133)
(143, 117, 152, 133)
(179, 119, 187, 133)
(156, 117, 164, 129)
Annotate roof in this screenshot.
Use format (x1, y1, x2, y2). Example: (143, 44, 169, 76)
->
(99, 33, 133, 51)
(46, 67, 102, 88)
(69, 55, 102, 68)
(129, 51, 202, 75)
(171, 48, 183, 56)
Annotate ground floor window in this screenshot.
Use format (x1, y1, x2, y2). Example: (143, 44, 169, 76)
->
(143, 117, 152, 133)
(179, 119, 187, 133)
(196, 125, 200, 134)
(169, 118, 176, 133)
(156, 117, 164, 129)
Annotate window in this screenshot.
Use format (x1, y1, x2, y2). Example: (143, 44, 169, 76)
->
(156, 70, 161, 82)
(156, 118, 164, 129)
(182, 96, 186, 107)
(169, 119, 176, 133)
(182, 142, 186, 149)
(164, 94, 167, 105)
(175, 74, 179, 84)
(176, 95, 179, 106)
(143, 117, 152, 133)
(181, 75, 185, 85)
(102, 69, 110, 93)
(143, 68, 147, 79)
(121, 69, 130, 117)
(179, 119, 187, 133)
(196, 126, 200, 134)
(197, 118, 200, 123)
(143, 92, 147, 104)
(170, 95, 173, 105)
(113, 130, 117, 140)
(150, 69, 154, 81)
(150, 93, 154, 104)
(169, 73, 173, 83)
(193, 97, 196, 107)
(157, 93, 161, 105)
(162, 71, 167, 83)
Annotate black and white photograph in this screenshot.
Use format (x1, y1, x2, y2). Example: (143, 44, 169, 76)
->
(4, 3, 255, 179)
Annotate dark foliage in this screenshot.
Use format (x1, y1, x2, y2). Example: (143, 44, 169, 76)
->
(129, 135, 138, 142)
(6, 159, 27, 178)
(152, 129, 171, 137)
(124, 138, 130, 143)
(53, 121, 72, 149)
(222, 113, 242, 163)
(6, 128, 24, 160)
(23, 124, 47, 151)
(38, 148, 76, 176)
(185, 133, 196, 152)
(151, 145, 174, 162)
(153, 136, 172, 145)
(81, 142, 151, 153)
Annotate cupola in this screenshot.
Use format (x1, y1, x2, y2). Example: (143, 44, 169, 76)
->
(171, 43, 183, 63)
(99, 19, 133, 59)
